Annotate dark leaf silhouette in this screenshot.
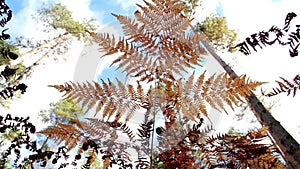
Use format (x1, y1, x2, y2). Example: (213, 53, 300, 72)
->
(0, 114, 95, 168)
(232, 12, 300, 57)
(265, 75, 300, 97)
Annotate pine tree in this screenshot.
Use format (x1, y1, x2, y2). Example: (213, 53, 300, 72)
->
(0, 3, 96, 106)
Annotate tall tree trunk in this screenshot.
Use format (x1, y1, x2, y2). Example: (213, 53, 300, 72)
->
(0, 32, 70, 105)
(201, 37, 300, 169)
(0, 32, 69, 71)
(7, 39, 63, 88)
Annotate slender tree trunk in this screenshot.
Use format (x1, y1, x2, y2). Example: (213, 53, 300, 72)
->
(0, 32, 69, 71)
(201, 37, 300, 169)
(7, 38, 63, 88)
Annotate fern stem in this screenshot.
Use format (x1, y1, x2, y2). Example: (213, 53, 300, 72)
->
(0, 138, 5, 145)
(40, 136, 49, 150)
(149, 72, 159, 168)
(149, 114, 155, 168)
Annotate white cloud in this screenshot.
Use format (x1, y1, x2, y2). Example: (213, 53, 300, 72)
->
(60, 0, 93, 19)
(192, 0, 221, 23)
(116, 0, 143, 11)
(8, 0, 103, 39)
(59, 0, 104, 26)
(7, 0, 47, 39)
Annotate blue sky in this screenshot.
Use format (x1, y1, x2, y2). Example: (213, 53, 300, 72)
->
(5, 0, 24, 14)
(5, 0, 142, 41)
(216, 2, 224, 16)
(89, 0, 138, 24)
(7, 0, 139, 26)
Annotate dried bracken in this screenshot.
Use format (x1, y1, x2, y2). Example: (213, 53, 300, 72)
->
(265, 75, 300, 97)
(43, 0, 285, 168)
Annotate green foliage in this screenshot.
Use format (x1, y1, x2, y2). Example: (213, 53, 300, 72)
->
(39, 99, 84, 125)
(179, 0, 201, 19)
(0, 40, 20, 65)
(196, 14, 237, 52)
(38, 3, 97, 42)
(0, 128, 23, 169)
(0, 40, 25, 108)
(0, 128, 22, 144)
(90, 158, 103, 169)
(4, 62, 26, 83)
(227, 127, 243, 137)
(178, 1, 238, 52)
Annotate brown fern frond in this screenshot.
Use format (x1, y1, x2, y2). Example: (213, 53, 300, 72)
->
(89, 32, 117, 53)
(197, 126, 286, 169)
(76, 139, 99, 165)
(177, 72, 265, 119)
(265, 74, 300, 97)
(79, 119, 134, 142)
(135, 0, 191, 36)
(219, 73, 264, 110)
(111, 13, 141, 37)
(155, 119, 213, 169)
(89, 0, 206, 82)
(48, 83, 73, 97)
(119, 122, 135, 141)
(85, 118, 135, 141)
(86, 149, 98, 164)
(38, 123, 84, 152)
(49, 80, 150, 122)
(116, 51, 138, 71)
(72, 119, 111, 138)
(156, 145, 201, 169)
(184, 71, 195, 94)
